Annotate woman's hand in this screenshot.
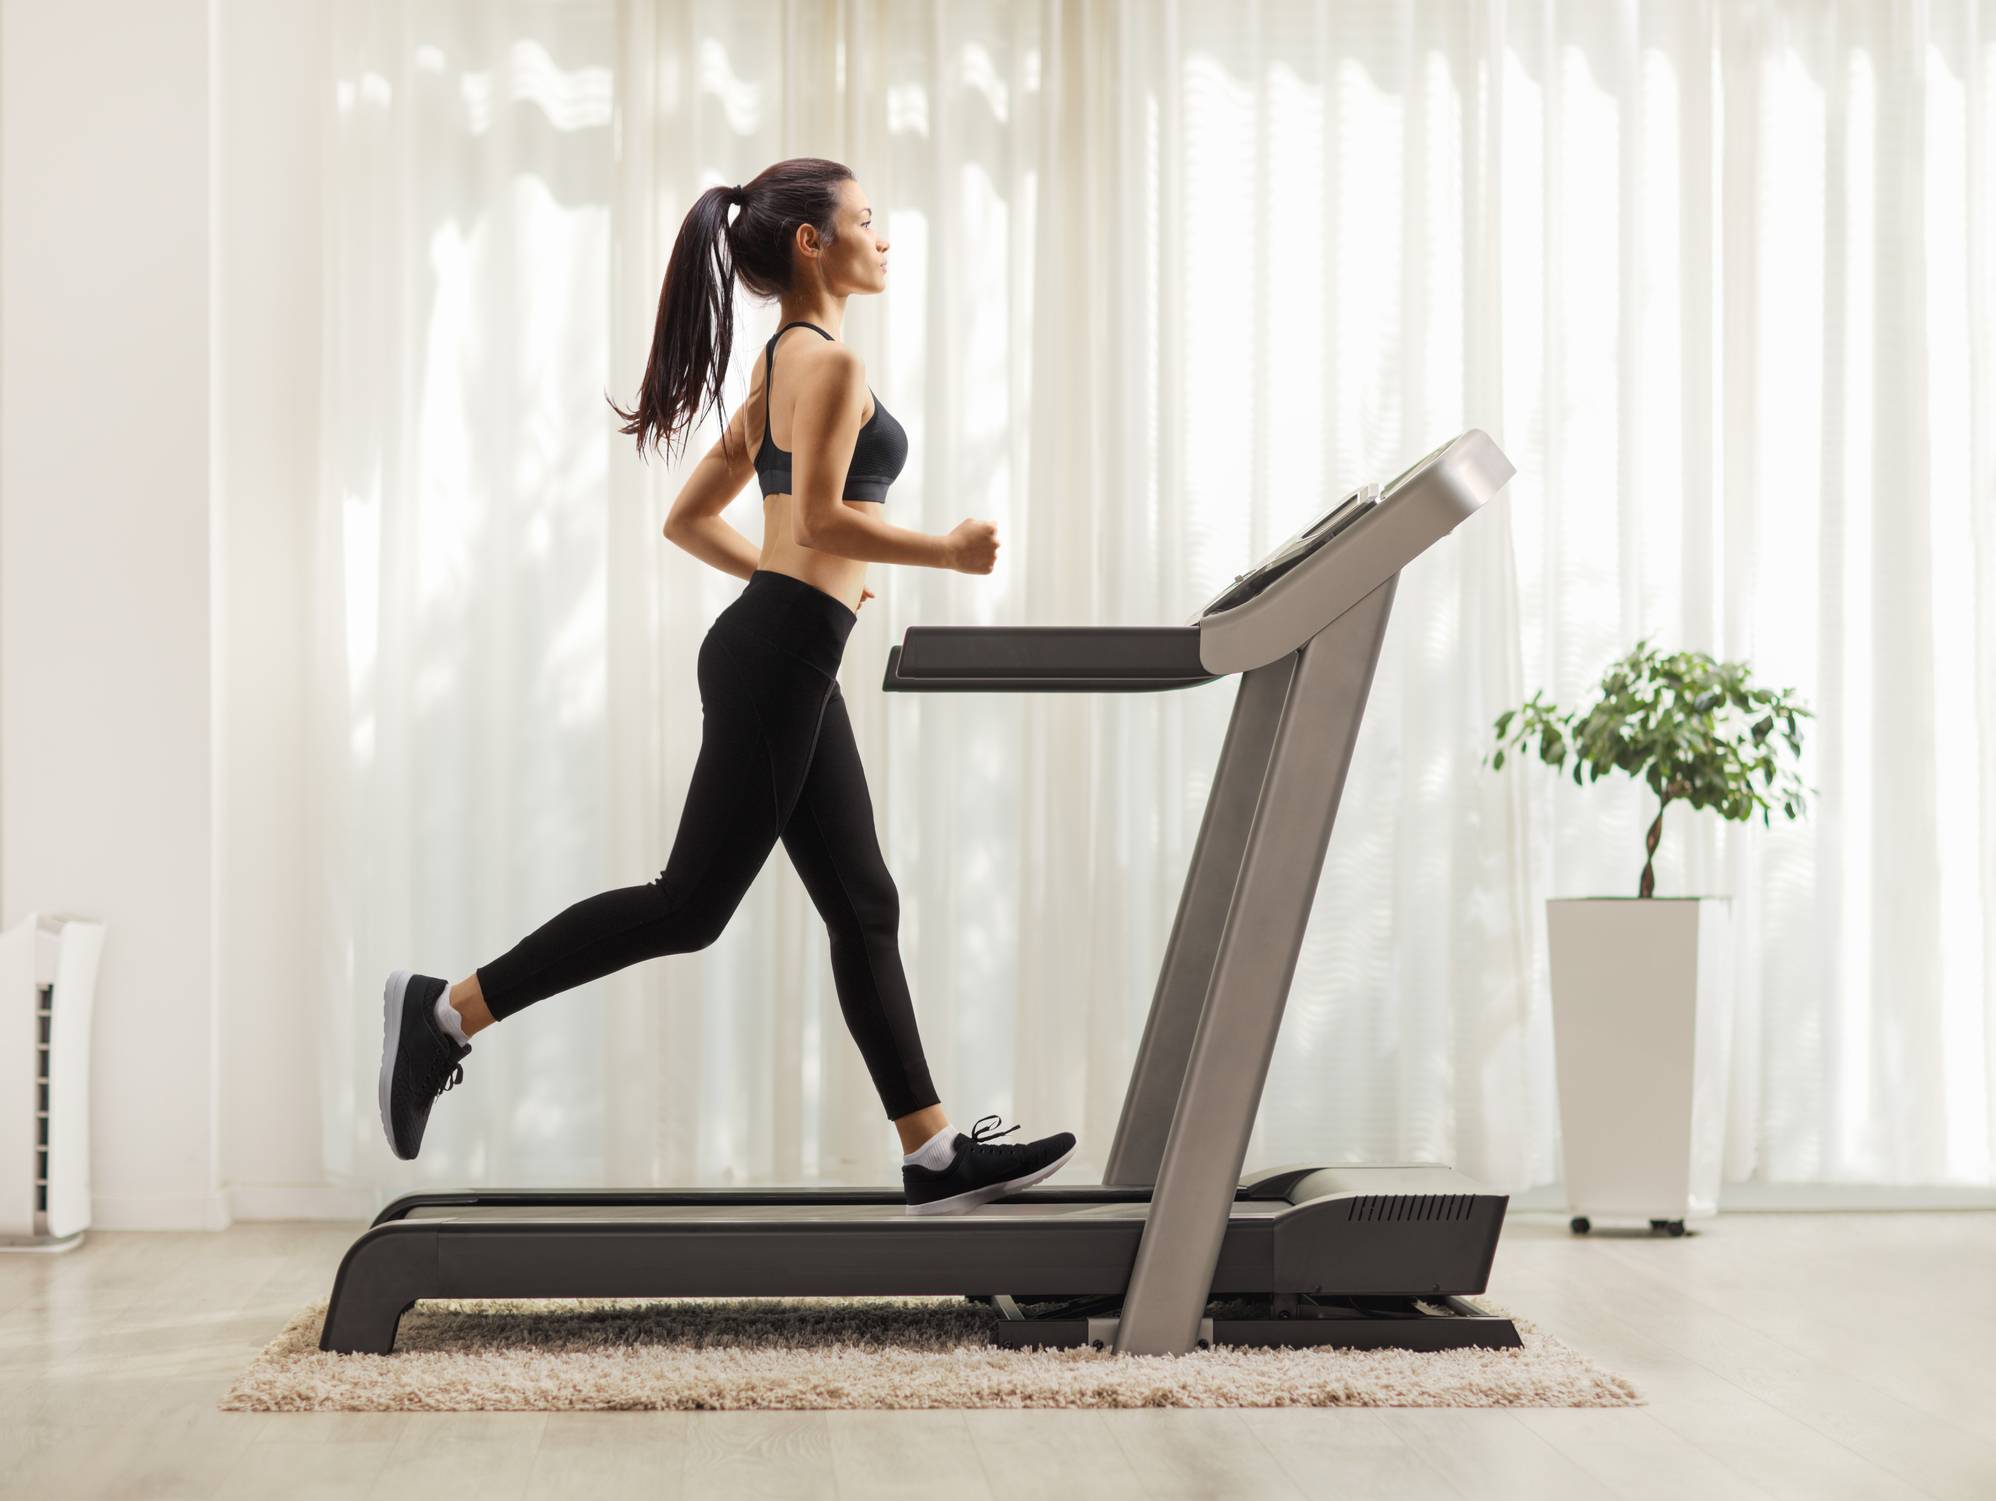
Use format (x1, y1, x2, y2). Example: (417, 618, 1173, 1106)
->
(858, 587, 876, 608)
(943, 518, 1000, 574)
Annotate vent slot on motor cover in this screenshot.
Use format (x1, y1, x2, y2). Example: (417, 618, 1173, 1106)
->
(1345, 1193, 1475, 1223)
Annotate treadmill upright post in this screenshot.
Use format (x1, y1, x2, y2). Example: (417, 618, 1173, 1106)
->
(1102, 656, 1294, 1186)
(1113, 578, 1398, 1356)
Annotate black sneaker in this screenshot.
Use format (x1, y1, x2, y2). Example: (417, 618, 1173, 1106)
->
(379, 969, 472, 1161)
(902, 1115, 1076, 1216)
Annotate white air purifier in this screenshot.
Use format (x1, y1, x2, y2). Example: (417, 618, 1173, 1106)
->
(0, 912, 106, 1251)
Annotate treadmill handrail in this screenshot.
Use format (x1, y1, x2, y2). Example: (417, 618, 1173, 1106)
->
(884, 624, 1218, 693)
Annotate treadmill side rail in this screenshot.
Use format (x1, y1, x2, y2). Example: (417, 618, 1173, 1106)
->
(318, 1221, 440, 1355)
(992, 1301, 1520, 1354)
(319, 1208, 1160, 1355)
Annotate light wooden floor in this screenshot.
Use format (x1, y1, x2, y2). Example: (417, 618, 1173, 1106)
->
(0, 1210, 1992, 1500)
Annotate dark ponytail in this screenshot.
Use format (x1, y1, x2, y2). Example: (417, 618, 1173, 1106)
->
(609, 157, 855, 467)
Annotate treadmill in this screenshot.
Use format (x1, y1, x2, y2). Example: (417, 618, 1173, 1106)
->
(319, 428, 1520, 1358)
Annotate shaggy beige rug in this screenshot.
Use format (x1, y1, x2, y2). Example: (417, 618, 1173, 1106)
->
(219, 1296, 1641, 1412)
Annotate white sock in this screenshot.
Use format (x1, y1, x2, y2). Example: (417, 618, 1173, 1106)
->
(433, 987, 471, 1047)
(902, 1124, 958, 1171)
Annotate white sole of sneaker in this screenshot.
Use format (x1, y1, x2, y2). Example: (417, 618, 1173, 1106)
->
(378, 969, 414, 1159)
(904, 1142, 1078, 1216)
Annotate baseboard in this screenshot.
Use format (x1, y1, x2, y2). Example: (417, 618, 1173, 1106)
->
(82, 1184, 378, 1229)
(1510, 1181, 1996, 1213)
(226, 1182, 382, 1222)
(91, 1190, 234, 1231)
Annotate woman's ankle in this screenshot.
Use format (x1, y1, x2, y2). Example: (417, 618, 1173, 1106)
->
(893, 1103, 951, 1156)
(449, 975, 495, 1039)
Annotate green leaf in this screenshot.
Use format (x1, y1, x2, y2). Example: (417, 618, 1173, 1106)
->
(1492, 642, 1812, 833)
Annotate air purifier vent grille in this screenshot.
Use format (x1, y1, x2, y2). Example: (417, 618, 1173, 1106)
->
(36, 982, 51, 1213)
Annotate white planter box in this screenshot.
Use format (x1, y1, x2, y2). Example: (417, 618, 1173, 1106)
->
(1546, 896, 1732, 1232)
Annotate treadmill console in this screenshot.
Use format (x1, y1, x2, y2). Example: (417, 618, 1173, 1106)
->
(1379, 436, 1456, 499)
(883, 429, 1513, 692)
(1192, 433, 1489, 624)
(1194, 486, 1380, 619)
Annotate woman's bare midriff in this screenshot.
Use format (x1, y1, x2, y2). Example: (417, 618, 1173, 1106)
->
(749, 349, 878, 615)
(756, 493, 871, 616)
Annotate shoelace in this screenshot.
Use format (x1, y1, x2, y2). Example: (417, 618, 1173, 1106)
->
(428, 1010, 469, 1100)
(965, 1114, 1031, 1162)
(969, 1114, 1021, 1144)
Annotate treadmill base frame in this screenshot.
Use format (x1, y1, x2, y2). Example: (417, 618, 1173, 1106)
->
(987, 1293, 1522, 1352)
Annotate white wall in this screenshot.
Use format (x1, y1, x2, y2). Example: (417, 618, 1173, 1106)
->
(0, 0, 343, 1230)
(210, 0, 354, 1221)
(0, 0, 221, 1228)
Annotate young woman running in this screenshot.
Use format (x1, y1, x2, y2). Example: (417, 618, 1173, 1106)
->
(379, 157, 1075, 1215)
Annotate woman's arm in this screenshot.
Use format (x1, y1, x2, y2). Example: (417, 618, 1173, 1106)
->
(790, 350, 950, 567)
(662, 402, 762, 581)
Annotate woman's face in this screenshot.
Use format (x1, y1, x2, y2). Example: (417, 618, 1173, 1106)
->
(812, 178, 888, 296)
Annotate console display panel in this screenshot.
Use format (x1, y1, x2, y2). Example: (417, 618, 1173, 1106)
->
(1196, 485, 1379, 618)
(1381, 438, 1454, 498)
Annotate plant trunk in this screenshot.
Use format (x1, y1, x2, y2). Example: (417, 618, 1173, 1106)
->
(1640, 797, 1670, 898)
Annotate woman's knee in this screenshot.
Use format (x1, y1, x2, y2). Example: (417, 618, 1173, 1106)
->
(815, 869, 899, 945)
(852, 869, 899, 936)
(643, 877, 737, 954)
(682, 908, 733, 952)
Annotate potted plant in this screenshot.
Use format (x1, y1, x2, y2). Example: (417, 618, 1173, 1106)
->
(1487, 639, 1813, 1236)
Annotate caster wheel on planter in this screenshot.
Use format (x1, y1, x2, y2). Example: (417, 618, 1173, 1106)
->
(1569, 1216, 1592, 1235)
(1665, 1220, 1686, 1237)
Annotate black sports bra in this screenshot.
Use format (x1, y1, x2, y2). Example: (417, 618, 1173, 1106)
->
(753, 321, 909, 503)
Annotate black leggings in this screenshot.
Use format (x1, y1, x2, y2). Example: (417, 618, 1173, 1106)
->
(474, 568, 940, 1120)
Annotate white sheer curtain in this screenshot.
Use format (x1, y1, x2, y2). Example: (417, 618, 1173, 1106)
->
(309, 0, 1996, 1206)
